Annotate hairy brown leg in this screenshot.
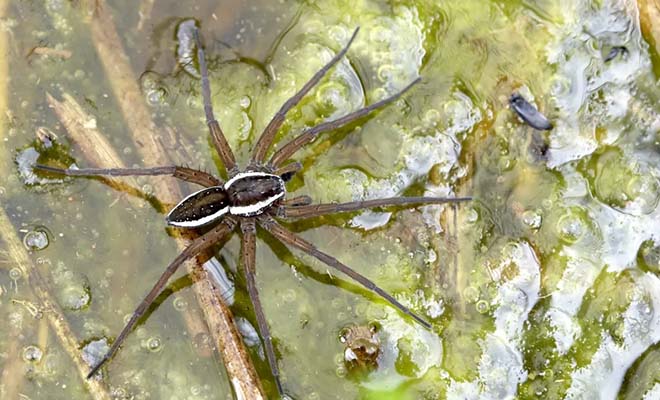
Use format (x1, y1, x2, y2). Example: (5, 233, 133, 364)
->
(35, 165, 222, 187)
(193, 28, 237, 174)
(239, 219, 285, 396)
(258, 216, 431, 329)
(250, 28, 360, 164)
(86, 219, 236, 378)
(268, 78, 421, 169)
(281, 195, 471, 219)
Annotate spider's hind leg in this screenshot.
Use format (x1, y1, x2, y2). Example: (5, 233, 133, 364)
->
(239, 219, 285, 396)
(258, 215, 432, 329)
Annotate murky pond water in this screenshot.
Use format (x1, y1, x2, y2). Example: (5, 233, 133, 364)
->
(1, 0, 659, 399)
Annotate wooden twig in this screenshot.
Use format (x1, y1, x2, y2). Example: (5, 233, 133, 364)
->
(81, 0, 265, 397)
(28, 47, 72, 60)
(0, 209, 113, 400)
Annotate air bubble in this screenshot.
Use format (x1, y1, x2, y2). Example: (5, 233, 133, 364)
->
(9, 267, 23, 280)
(377, 64, 395, 82)
(476, 300, 490, 314)
(239, 96, 251, 109)
(522, 210, 542, 229)
(23, 229, 49, 251)
(282, 288, 297, 303)
(22, 345, 43, 363)
(145, 336, 162, 353)
(59, 283, 91, 311)
(173, 297, 188, 311)
(466, 208, 479, 223)
(556, 210, 586, 244)
(145, 88, 167, 106)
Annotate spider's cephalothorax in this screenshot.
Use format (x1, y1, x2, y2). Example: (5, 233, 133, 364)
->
(36, 26, 471, 398)
(166, 172, 286, 227)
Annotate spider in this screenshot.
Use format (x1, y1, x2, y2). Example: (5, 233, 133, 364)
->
(37, 27, 470, 396)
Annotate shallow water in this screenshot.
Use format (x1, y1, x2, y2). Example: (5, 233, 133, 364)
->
(1, 0, 659, 399)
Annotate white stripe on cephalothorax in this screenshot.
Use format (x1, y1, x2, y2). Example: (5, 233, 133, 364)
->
(229, 191, 285, 216)
(166, 206, 229, 227)
(224, 171, 280, 189)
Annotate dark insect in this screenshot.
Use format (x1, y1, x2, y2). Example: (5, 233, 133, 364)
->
(604, 46, 628, 62)
(509, 93, 553, 131)
(37, 27, 470, 396)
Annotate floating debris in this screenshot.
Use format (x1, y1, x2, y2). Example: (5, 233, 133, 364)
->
(203, 257, 235, 305)
(509, 93, 553, 130)
(27, 46, 72, 60)
(340, 324, 381, 370)
(82, 338, 110, 369)
(604, 46, 628, 62)
(15, 147, 63, 185)
(35, 126, 58, 148)
(176, 19, 201, 78)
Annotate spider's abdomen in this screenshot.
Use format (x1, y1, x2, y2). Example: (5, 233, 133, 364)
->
(225, 172, 285, 216)
(166, 186, 230, 227)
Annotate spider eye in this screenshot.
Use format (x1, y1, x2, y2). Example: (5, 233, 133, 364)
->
(166, 186, 229, 228)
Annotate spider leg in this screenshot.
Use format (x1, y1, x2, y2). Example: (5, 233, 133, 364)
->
(86, 219, 236, 379)
(281, 196, 472, 219)
(268, 78, 421, 169)
(36, 165, 221, 187)
(239, 219, 285, 396)
(280, 195, 313, 207)
(193, 28, 237, 174)
(258, 216, 432, 329)
(250, 28, 360, 164)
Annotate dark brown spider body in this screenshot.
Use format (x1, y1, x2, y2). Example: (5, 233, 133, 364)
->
(166, 172, 285, 227)
(224, 172, 286, 216)
(35, 26, 472, 398)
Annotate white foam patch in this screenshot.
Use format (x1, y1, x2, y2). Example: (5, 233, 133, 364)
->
(545, 0, 650, 167)
(565, 273, 660, 399)
(351, 90, 480, 231)
(448, 242, 541, 399)
(643, 384, 660, 400)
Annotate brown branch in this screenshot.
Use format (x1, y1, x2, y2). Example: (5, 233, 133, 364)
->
(81, 0, 265, 397)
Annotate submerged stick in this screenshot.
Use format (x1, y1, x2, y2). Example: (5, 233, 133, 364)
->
(82, 0, 264, 396)
(0, 209, 113, 400)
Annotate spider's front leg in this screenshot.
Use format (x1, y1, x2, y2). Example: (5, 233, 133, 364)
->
(250, 27, 361, 165)
(268, 78, 421, 169)
(279, 195, 472, 219)
(193, 28, 238, 175)
(35, 165, 222, 187)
